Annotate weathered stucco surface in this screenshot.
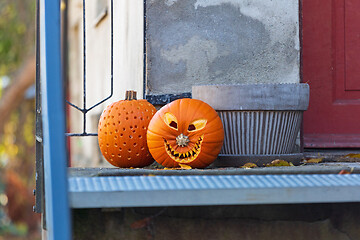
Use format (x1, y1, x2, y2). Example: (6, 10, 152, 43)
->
(146, 0, 299, 94)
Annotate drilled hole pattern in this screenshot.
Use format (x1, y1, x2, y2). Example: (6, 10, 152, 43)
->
(98, 99, 157, 168)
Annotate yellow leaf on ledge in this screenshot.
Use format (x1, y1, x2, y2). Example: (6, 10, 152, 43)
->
(241, 163, 258, 168)
(305, 158, 323, 163)
(179, 164, 192, 170)
(344, 153, 360, 158)
(265, 159, 293, 167)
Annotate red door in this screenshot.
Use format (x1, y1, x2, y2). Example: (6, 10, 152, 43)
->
(302, 0, 360, 148)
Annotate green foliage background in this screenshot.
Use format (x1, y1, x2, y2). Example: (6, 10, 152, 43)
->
(0, 0, 35, 76)
(0, 0, 37, 238)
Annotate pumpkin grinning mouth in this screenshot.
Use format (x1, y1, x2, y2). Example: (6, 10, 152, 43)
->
(163, 135, 204, 164)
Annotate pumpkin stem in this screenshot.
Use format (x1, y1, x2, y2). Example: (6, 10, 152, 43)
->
(176, 134, 190, 147)
(125, 90, 137, 100)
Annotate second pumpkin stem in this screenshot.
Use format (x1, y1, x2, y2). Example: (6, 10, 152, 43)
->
(125, 90, 137, 100)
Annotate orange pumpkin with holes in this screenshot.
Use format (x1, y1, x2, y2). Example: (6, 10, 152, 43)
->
(98, 90, 156, 167)
(147, 98, 224, 168)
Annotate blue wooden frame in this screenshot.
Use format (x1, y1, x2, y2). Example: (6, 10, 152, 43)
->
(38, 1, 360, 239)
(40, 0, 71, 239)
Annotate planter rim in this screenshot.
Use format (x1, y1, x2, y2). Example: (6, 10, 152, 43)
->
(192, 83, 309, 111)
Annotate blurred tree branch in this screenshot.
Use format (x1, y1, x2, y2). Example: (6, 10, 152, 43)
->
(0, 0, 39, 235)
(0, 54, 36, 134)
(0, 0, 36, 133)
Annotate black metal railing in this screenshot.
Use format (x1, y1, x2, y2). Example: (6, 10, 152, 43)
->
(65, 0, 114, 137)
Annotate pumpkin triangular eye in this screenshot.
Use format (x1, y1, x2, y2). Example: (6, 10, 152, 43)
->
(164, 112, 178, 130)
(188, 119, 207, 132)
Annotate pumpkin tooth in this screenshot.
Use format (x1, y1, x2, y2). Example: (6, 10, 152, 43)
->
(163, 135, 204, 163)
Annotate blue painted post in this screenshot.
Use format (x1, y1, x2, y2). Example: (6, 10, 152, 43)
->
(40, 0, 71, 239)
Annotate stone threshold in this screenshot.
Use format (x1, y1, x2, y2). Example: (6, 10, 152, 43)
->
(69, 149, 360, 177)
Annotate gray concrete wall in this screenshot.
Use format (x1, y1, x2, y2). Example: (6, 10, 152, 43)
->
(146, 0, 300, 95)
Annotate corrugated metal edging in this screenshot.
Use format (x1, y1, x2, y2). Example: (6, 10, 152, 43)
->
(69, 174, 360, 208)
(218, 111, 302, 155)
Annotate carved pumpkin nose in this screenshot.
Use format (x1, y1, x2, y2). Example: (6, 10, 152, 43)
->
(176, 133, 189, 147)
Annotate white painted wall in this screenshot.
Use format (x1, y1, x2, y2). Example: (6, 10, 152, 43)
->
(67, 0, 144, 167)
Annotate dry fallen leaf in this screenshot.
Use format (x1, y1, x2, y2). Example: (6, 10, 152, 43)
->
(338, 170, 351, 175)
(266, 159, 293, 167)
(338, 167, 354, 174)
(179, 164, 192, 169)
(305, 158, 323, 163)
(163, 167, 178, 170)
(241, 163, 258, 168)
(344, 153, 360, 158)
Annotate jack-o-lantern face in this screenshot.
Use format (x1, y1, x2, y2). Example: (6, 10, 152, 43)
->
(147, 98, 224, 168)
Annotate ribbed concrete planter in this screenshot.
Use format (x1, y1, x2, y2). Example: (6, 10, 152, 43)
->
(192, 84, 310, 166)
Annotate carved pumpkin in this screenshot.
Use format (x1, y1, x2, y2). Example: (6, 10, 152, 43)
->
(98, 90, 156, 167)
(147, 98, 224, 168)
